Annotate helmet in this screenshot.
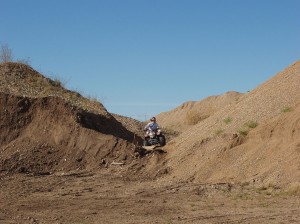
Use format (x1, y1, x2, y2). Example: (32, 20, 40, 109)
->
(150, 117, 156, 122)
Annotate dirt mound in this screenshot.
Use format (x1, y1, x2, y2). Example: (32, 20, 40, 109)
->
(0, 92, 140, 174)
(162, 59, 300, 186)
(0, 62, 109, 115)
(156, 91, 243, 133)
(0, 63, 145, 175)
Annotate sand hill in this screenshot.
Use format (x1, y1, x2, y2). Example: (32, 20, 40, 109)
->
(160, 60, 300, 186)
(0, 62, 143, 174)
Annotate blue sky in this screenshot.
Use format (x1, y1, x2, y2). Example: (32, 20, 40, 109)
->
(1, 0, 300, 120)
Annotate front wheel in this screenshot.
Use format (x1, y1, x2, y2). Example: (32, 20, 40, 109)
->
(158, 135, 166, 146)
(143, 139, 150, 146)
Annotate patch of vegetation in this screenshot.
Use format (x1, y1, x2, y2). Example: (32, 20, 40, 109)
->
(46, 74, 68, 88)
(258, 202, 271, 208)
(282, 106, 292, 113)
(0, 55, 107, 115)
(282, 182, 300, 196)
(237, 120, 258, 136)
(0, 44, 13, 62)
(1, 44, 31, 65)
(16, 57, 31, 65)
(85, 94, 104, 106)
(238, 128, 249, 136)
(255, 182, 280, 196)
(234, 193, 253, 200)
(223, 117, 232, 125)
(215, 128, 224, 135)
(245, 120, 258, 129)
(53, 78, 63, 87)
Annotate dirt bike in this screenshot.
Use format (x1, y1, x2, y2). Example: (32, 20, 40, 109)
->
(143, 129, 166, 147)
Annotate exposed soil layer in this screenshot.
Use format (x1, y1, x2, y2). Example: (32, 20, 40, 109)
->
(0, 92, 141, 175)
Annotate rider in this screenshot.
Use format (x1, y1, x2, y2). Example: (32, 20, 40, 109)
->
(143, 116, 166, 146)
(144, 117, 160, 133)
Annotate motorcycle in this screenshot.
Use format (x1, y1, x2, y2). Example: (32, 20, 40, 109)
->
(143, 128, 166, 147)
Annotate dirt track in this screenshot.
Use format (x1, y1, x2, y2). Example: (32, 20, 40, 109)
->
(1, 170, 300, 224)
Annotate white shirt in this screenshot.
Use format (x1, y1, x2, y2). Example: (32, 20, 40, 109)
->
(144, 122, 159, 132)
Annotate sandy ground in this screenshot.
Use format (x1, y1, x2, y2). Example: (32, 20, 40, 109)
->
(1, 170, 300, 224)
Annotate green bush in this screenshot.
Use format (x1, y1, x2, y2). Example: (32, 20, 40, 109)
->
(282, 107, 292, 113)
(245, 120, 258, 129)
(238, 128, 249, 136)
(223, 117, 232, 124)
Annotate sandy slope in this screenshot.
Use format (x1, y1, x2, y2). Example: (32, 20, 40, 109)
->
(162, 60, 300, 185)
(156, 91, 243, 132)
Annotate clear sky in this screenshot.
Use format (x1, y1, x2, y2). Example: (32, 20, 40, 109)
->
(1, 0, 300, 120)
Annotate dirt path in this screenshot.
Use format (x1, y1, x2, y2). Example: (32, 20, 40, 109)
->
(1, 170, 300, 224)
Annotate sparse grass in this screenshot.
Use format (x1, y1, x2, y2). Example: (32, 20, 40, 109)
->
(258, 202, 271, 208)
(240, 181, 251, 188)
(237, 120, 258, 136)
(46, 73, 68, 89)
(234, 193, 253, 200)
(223, 117, 232, 125)
(53, 78, 63, 87)
(283, 182, 300, 196)
(245, 120, 258, 129)
(1, 44, 31, 64)
(282, 106, 292, 113)
(86, 94, 101, 104)
(215, 128, 224, 135)
(238, 128, 249, 136)
(0, 44, 13, 62)
(16, 57, 31, 66)
(255, 182, 280, 196)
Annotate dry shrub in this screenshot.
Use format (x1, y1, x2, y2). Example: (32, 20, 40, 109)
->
(0, 44, 13, 62)
(215, 128, 224, 135)
(285, 182, 300, 195)
(186, 109, 208, 125)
